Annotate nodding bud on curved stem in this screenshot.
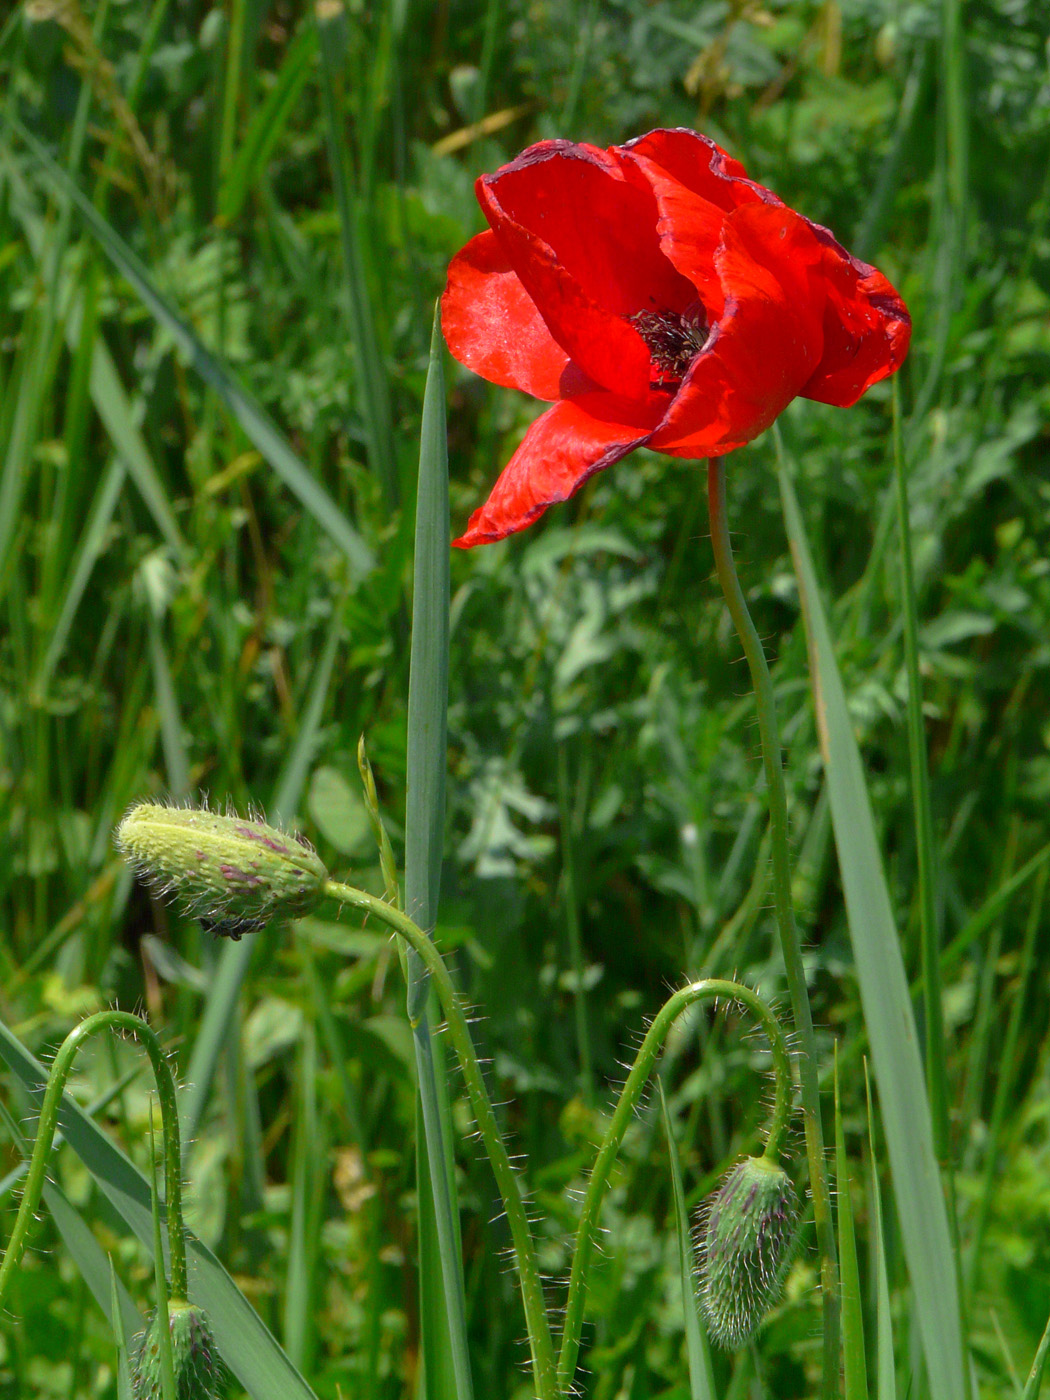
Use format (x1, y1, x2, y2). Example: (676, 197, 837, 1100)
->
(0, 1011, 189, 1311)
(556, 977, 794, 1393)
(697, 1153, 798, 1349)
(115, 802, 327, 938)
(132, 1301, 224, 1400)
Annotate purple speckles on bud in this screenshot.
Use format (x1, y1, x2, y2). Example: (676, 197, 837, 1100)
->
(115, 802, 328, 940)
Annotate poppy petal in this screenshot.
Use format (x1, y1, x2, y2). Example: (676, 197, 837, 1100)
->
(477, 143, 694, 397)
(620, 128, 770, 214)
(650, 202, 826, 457)
(441, 231, 595, 401)
(453, 394, 664, 547)
(799, 228, 911, 406)
(484, 141, 696, 317)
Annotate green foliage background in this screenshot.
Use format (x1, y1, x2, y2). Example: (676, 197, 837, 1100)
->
(1, 0, 1049, 1395)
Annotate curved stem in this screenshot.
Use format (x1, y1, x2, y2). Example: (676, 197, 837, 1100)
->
(323, 880, 559, 1400)
(556, 977, 791, 1394)
(707, 457, 840, 1393)
(0, 1011, 186, 1309)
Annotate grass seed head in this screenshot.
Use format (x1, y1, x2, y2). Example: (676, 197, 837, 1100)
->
(697, 1154, 798, 1349)
(132, 1301, 223, 1399)
(115, 801, 327, 938)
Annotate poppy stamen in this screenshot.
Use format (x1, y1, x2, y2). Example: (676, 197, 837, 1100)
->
(630, 304, 709, 385)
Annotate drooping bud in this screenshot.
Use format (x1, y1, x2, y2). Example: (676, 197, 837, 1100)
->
(115, 802, 327, 939)
(696, 1154, 798, 1349)
(132, 1301, 224, 1400)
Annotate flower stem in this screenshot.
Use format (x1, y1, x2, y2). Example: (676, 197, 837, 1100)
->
(706, 457, 840, 1394)
(322, 881, 559, 1400)
(0, 1011, 187, 1310)
(556, 978, 791, 1394)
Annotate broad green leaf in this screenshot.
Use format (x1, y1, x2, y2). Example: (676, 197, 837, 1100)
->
(779, 456, 966, 1400)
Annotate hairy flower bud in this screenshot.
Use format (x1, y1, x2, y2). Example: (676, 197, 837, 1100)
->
(115, 802, 327, 939)
(697, 1154, 798, 1349)
(132, 1301, 223, 1400)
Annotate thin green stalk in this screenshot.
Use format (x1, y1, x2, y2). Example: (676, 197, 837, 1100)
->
(0, 1011, 186, 1308)
(148, 1109, 178, 1400)
(891, 384, 952, 1172)
(706, 457, 840, 1395)
(322, 881, 559, 1400)
(556, 977, 792, 1393)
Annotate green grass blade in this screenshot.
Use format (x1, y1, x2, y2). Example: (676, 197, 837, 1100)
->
(146, 607, 191, 799)
(658, 1080, 717, 1400)
(219, 22, 317, 225)
(0, 155, 186, 558)
(180, 599, 344, 1150)
(891, 381, 948, 1165)
(866, 1066, 898, 1400)
(110, 1256, 135, 1400)
(78, 303, 185, 560)
(0, 1016, 322, 1400)
(1024, 1314, 1050, 1400)
(45, 1180, 144, 1343)
(405, 307, 473, 1400)
(10, 120, 373, 576)
(778, 450, 966, 1400)
(35, 457, 126, 691)
(405, 307, 450, 997)
(317, 10, 400, 512)
(283, 1024, 320, 1371)
(835, 1049, 867, 1400)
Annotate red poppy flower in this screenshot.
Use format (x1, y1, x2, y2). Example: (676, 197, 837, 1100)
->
(442, 127, 910, 547)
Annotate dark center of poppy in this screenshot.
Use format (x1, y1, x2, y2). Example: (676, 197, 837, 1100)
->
(630, 304, 709, 386)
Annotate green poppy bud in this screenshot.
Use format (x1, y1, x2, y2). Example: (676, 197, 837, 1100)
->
(697, 1154, 798, 1349)
(132, 1301, 223, 1400)
(115, 802, 327, 939)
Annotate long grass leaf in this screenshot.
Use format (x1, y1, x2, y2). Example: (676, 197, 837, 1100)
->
(317, 11, 400, 512)
(405, 308, 473, 1400)
(0, 153, 186, 557)
(219, 22, 317, 224)
(45, 1181, 144, 1342)
(110, 1256, 135, 1400)
(1025, 1314, 1050, 1400)
(891, 380, 948, 1164)
(658, 1081, 717, 1400)
(35, 458, 126, 690)
(10, 120, 373, 576)
(778, 452, 966, 1400)
(283, 1025, 320, 1370)
(180, 599, 345, 1149)
(0, 1016, 322, 1400)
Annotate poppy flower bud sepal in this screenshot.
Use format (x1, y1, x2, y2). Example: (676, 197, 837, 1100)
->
(115, 802, 328, 938)
(696, 1153, 799, 1349)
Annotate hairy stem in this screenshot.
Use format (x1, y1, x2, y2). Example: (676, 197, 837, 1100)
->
(556, 977, 791, 1393)
(706, 457, 840, 1395)
(323, 880, 559, 1400)
(0, 1010, 186, 1308)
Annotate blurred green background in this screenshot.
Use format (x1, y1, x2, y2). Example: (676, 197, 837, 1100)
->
(1, 0, 1049, 1394)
